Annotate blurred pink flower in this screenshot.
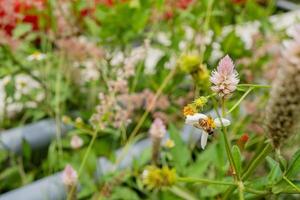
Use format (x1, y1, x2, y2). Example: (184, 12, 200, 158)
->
(210, 55, 239, 98)
(70, 135, 83, 149)
(149, 118, 167, 139)
(62, 164, 78, 186)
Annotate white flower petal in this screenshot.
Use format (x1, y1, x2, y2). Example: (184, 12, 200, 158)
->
(185, 113, 207, 125)
(201, 132, 208, 149)
(214, 118, 231, 127)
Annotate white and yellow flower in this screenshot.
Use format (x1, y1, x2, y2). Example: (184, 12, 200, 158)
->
(27, 52, 46, 61)
(185, 113, 230, 149)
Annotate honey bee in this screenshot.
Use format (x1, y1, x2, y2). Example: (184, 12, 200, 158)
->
(197, 117, 216, 135)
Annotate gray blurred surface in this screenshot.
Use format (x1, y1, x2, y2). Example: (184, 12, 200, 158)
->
(0, 173, 66, 200)
(0, 119, 70, 154)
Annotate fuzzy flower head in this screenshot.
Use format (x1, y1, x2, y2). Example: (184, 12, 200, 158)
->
(62, 164, 78, 187)
(185, 113, 230, 149)
(142, 165, 176, 190)
(210, 55, 239, 98)
(149, 118, 167, 139)
(70, 135, 83, 149)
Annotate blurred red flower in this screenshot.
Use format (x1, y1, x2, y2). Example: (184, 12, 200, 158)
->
(0, 0, 44, 35)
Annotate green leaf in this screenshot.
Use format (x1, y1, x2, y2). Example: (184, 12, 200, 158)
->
(286, 149, 300, 178)
(266, 156, 282, 185)
(110, 186, 139, 200)
(22, 139, 32, 161)
(232, 145, 242, 177)
(13, 23, 32, 39)
(272, 179, 300, 194)
(168, 124, 191, 171)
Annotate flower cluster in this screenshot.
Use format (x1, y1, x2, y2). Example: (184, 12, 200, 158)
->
(0, 74, 45, 120)
(142, 165, 176, 190)
(210, 55, 239, 98)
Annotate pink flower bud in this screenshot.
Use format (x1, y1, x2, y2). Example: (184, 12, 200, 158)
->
(70, 135, 83, 149)
(62, 164, 78, 186)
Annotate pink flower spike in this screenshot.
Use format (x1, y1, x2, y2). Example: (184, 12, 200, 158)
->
(210, 55, 239, 98)
(217, 55, 234, 75)
(149, 118, 167, 139)
(62, 164, 78, 187)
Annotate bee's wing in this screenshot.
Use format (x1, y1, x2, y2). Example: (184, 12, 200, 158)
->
(200, 131, 208, 149)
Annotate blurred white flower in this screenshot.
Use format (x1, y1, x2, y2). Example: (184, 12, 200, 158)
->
(145, 48, 164, 74)
(62, 164, 78, 186)
(27, 52, 46, 61)
(235, 22, 260, 50)
(110, 51, 124, 66)
(185, 113, 230, 149)
(70, 135, 83, 149)
(156, 32, 171, 46)
(209, 42, 224, 63)
(15, 74, 40, 95)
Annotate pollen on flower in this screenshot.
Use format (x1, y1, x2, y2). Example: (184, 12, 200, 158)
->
(206, 117, 216, 129)
(183, 104, 196, 116)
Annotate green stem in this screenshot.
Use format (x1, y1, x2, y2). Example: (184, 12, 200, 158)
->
(238, 182, 244, 200)
(283, 176, 300, 193)
(244, 187, 269, 195)
(220, 98, 240, 181)
(238, 84, 271, 88)
(223, 143, 272, 199)
(67, 131, 98, 200)
(169, 186, 199, 200)
(227, 87, 253, 114)
(178, 177, 236, 186)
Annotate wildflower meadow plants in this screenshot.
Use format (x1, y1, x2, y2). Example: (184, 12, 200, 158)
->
(1, 1, 300, 200)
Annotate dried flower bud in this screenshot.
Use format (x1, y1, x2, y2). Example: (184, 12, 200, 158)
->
(237, 133, 249, 150)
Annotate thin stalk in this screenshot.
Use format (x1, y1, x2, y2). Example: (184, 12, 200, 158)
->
(227, 87, 253, 114)
(220, 98, 240, 181)
(244, 187, 269, 195)
(238, 182, 244, 200)
(283, 176, 300, 193)
(67, 131, 98, 200)
(114, 68, 176, 167)
(169, 186, 198, 200)
(238, 84, 271, 88)
(55, 55, 64, 162)
(178, 177, 236, 186)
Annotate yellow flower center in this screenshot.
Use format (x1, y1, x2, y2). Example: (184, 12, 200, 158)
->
(183, 104, 196, 116)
